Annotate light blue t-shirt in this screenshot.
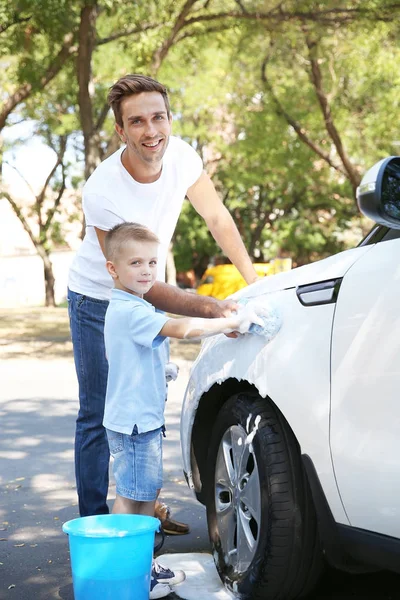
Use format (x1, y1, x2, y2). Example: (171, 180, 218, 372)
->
(103, 289, 170, 434)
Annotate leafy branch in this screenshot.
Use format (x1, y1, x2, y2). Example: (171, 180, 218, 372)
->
(261, 55, 348, 178)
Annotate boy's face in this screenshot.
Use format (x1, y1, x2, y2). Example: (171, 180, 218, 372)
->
(106, 239, 159, 296)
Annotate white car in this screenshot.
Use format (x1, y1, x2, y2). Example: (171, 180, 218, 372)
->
(180, 157, 400, 599)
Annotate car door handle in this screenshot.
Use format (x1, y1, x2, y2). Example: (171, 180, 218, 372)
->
(296, 278, 343, 306)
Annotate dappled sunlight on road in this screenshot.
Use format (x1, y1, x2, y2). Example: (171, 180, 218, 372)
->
(0, 353, 201, 599)
(1, 397, 77, 417)
(31, 473, 74, 492)
(0, 450, 27, 460)
(12, 436, 41, 448)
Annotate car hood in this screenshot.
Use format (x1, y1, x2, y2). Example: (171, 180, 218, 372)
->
(231, 245, 372, 301)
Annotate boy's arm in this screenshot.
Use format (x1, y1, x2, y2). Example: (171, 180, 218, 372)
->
(160, 309, 263, 340)
(161, 316, 239, 340)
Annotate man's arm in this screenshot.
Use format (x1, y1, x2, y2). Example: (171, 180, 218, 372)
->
(95, 226, 237, 318)
(145, 281, 236, 318)
(187, 171, 259, 285)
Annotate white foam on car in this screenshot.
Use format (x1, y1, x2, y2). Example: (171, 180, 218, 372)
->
(157, 553, 233, 599)
(245, 414, 261, 452)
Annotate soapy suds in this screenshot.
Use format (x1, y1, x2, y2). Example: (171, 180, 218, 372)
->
(245, 414, 252, 433)
(244, 414, 262, 453)
(157, 553, 233, 600)
(181, 295, 280, 479)
(245, 415, 261, 446)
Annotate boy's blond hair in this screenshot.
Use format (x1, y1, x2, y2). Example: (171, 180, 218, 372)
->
(105, 222, 160, 262)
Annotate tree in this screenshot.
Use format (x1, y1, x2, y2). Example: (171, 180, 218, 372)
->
(2, 0, 400, 299)
(165, 2, 400, 271)
(2, 133, 69, 306)
(0, 1, 80, 138)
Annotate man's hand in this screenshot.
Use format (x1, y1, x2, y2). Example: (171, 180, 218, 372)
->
(207, 298, 239, 318)
(206, 299, 239, 337)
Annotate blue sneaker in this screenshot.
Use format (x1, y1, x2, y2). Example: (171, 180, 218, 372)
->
(149, 574, 171, 599)
(152, 559, 186, 586)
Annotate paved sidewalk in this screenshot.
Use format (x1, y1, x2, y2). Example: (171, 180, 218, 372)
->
(0, 356, 208, 600)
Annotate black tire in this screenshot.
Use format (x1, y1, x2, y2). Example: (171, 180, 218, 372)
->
(206, 391, 323, 600)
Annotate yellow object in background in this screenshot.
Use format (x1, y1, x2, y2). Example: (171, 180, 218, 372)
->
(197, 259, 292, 300)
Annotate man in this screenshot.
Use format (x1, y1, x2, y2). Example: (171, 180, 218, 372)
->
(67, 74, 259, 530)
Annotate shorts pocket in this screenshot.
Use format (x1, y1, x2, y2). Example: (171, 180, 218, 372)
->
(106, 429, 124, 455)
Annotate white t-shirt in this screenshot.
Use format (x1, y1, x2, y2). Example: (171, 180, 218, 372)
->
(68, 136, 203, 300)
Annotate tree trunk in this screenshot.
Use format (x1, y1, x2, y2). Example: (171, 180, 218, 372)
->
(104, 130, 121, 159)
(166, 242, 177, 286)
(43, 257, 56, 307)
(0, 133, 3, 177)
(77, 2, 102, 181)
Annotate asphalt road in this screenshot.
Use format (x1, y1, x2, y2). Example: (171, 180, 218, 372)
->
(1, 357, 399, 600)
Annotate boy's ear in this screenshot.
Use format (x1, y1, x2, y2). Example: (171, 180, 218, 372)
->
(106, 260, 118, 279)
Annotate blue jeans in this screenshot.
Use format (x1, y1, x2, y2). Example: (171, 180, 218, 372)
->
(67, 289, 110, 516)
(106, 426, 163, 501)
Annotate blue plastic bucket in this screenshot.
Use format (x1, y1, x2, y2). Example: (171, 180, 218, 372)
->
(62, 514, 160, 600)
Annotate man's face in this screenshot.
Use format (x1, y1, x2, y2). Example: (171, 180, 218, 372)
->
(108, 239, 159, 296)
(116, 91, 172, 167)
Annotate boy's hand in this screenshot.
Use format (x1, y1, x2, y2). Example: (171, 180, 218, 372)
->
(233, 306, 264, 334)
(209, 299, 240, 337)
(165, 362, 179, 382)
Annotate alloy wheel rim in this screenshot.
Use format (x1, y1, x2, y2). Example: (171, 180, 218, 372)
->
(214, 424, 261, 574)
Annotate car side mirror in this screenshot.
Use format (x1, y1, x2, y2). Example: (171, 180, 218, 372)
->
(357, 156, 400, 229)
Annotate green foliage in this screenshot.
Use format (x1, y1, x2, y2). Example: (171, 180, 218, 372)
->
(164, 6, 400, 271)
(2, 0, 400, 283)
(173, 201, 218, 276)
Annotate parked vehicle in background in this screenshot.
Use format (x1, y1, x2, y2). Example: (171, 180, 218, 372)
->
(197, 258, 292, 299)
(181, 157, 400, 599)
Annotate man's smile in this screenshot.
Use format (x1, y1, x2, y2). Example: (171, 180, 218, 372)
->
(142, 139, 163, 149)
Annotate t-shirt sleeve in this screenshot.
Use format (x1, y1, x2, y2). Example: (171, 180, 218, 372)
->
(179, 139, 204, 190)
(83, 192, 124, 230)
(129, 305, 170, 348)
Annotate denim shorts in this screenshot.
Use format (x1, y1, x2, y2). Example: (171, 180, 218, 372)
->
(106, 427, 163, 502)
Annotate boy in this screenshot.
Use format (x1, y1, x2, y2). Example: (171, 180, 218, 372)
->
(103, 222, 263, 599)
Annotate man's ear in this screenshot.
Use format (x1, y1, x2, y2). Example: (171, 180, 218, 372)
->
(115, 123, 125, 143)
(106, 260, 118, 279)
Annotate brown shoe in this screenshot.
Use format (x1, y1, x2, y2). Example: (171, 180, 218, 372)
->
(155, 502, 190, 536)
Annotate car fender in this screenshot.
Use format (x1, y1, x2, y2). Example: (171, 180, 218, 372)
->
(184, 317, 348, 529)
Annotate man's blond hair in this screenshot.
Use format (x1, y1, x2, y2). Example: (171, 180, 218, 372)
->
(105, 222, 160, 262)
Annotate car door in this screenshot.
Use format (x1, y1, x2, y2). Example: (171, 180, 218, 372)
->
(330, 229, 400, 538)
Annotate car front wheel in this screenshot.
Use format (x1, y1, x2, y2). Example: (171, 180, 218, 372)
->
(206, 391, 323, 600)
